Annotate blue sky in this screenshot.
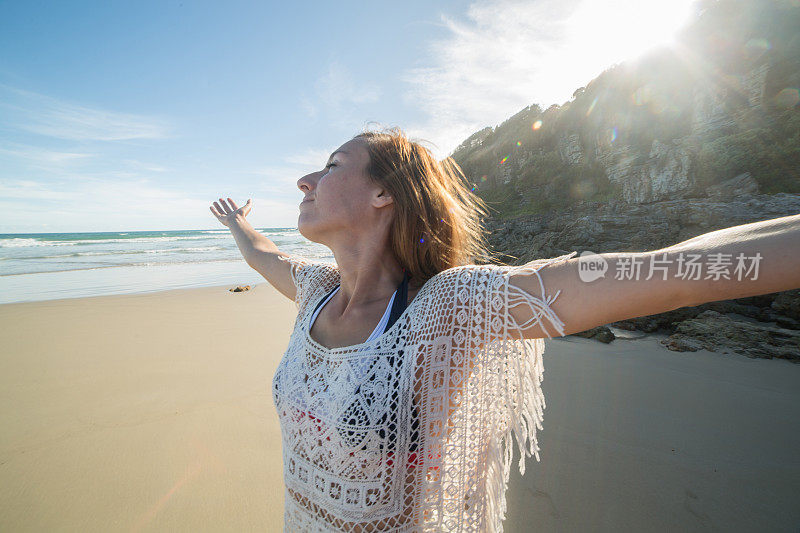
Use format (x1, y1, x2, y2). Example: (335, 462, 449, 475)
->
(0, 0, 696, 233)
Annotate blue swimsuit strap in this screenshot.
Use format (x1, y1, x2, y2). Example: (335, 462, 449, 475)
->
(387, 268, 410, 330)
(313, 268, 410, 329)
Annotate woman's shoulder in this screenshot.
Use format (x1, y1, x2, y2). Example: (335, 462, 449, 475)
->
(276, 255, 340, 311)
(409, 264, 505, 308)
(431, 253, 579, 283)
(424, 263, 505, 285)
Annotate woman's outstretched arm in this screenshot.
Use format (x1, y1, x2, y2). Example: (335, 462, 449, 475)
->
(210, 197, 297, 300)
(507, 213, 800, 339)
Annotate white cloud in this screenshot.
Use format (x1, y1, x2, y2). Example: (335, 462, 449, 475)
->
(121, 159, 169, 173)
(0, 142, 324, 232)
(0, 144, 95, 168)
(0, 176, 188, 205)
(401, 0, 696, 158)
(249, 165, 305, 195)
(0, 84, 170, 141)
(299, 97, 318, 119)
(249, 196, 301, 228)
(300, 60, 381, 122)
(283, 146, 337, 169)
(316, 60, 381, 108)
(0, 179, 75, 200)
(0, 176, 239, 232)
(401, 0, 577, 157)
(248, 146, 337, 195)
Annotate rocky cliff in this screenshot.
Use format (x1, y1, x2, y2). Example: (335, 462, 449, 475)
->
(479, 192, 800, 361)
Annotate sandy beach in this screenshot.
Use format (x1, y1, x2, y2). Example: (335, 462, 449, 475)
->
(1, 282, 798, 532)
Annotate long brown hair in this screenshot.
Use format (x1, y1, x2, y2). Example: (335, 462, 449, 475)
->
(353, 125, 503, 288)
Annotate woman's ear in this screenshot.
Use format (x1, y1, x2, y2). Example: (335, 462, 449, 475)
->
(374, 190, 394, 208)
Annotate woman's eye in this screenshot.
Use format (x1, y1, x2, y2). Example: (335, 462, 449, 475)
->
(325, 162, 336, 170)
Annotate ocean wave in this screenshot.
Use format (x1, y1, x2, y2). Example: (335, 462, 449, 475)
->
(0, 235, 233, 247)
(0, 238, 42, 248)
(11, 246, 229, 260)
(0, 257, 245, 277)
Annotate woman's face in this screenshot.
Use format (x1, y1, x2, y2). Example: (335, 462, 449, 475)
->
(296, 137, 390, 245)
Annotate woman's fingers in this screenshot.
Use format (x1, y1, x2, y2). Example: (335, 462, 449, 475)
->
(211, 197, 248, 219)
(213, 200, 228, 214)
(218, 198, 233, 213)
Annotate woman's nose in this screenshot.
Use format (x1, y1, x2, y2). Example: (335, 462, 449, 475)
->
(297, 172, 316, 193)
(297, 169, 327, 193)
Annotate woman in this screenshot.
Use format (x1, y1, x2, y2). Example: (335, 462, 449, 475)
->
(210, 127, 800, 532)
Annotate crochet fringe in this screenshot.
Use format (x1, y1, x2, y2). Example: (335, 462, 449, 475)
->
(484, 251, 577, 532)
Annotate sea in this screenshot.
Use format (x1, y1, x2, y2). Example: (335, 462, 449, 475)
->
(0, 228, 334, 305)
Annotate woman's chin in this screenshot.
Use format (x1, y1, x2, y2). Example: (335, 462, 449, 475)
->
(296, 220, 314, 241)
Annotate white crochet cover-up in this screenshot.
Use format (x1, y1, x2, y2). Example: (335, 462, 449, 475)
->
(273, 251, 577, 532)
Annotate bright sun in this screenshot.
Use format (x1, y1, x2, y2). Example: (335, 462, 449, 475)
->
(567, 0, 697, 68)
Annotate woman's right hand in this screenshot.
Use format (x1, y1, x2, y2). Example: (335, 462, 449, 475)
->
(210, 197, 252, 228)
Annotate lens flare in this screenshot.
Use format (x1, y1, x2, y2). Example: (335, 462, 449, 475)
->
(499, 156, 508, 165)
(516, 141, 522, 146)
(633, 86, 651, 106)
(745, 38, 772, 59)
(532, 120, 542, 130)
(586, 97, 598, 116)
(775, 88, 800, 108)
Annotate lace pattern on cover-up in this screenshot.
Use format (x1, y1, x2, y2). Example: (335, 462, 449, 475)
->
(272, 251, 577, 532)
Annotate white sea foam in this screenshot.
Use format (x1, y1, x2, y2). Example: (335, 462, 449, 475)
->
(0, 235, 231, 247)
(0, 238, 42, 248)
